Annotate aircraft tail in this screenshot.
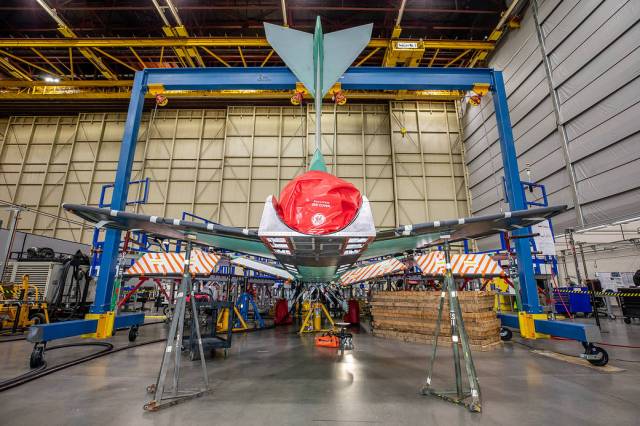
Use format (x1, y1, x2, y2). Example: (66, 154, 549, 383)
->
(264, 18, 372, 98)
(264, 17, 372, 173)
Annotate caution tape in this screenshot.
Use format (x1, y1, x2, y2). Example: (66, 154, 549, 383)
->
(552, 288, 640, 297)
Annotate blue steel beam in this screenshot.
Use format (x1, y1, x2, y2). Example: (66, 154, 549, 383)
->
(498, 313, 601, 343)
(92, 72, 148, 313)
(144, 66, 494, 92)
(27, 313, 145, 343)
(28, 319, 98, 343)
(491, 71, 541, 314)
(114, 312, 145, 329)
(341, 67, 492, 91)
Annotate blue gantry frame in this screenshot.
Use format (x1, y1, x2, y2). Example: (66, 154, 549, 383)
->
(84, 66, 595, 344)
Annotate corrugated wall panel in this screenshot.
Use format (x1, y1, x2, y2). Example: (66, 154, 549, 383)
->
(462, 0, 640, 249)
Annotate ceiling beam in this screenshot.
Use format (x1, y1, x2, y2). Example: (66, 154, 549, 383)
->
(0, 38, 494, 50)
(0, 5, 499, 14)
(35, 0, 118, 80)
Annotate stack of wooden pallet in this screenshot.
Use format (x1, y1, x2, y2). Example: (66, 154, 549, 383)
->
(370, 290, 502, 351)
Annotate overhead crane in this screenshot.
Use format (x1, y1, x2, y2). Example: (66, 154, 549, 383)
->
(0, 36, 493, 101)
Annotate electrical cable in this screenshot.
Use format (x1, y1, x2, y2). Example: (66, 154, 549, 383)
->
(551, 336, 640, 349)
(0, 339, 164, 393)
(0, 318, 271, 391)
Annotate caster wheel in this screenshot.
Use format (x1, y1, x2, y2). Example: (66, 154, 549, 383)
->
(128, 326, 139, 342)
(587, 346, 609, 366)
(499, 327, 513, 341)
(146, 384, 156, 394)
(29, 313, 46, 325)
(143, 401, 158, 412)
(223, 348, 228, 359)
(624, 317, 631, 324)
(30, 346, 45, 369)
(189, 350, 199, 361)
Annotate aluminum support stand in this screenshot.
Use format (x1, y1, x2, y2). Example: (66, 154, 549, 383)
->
(421, 237, 481, 413)
(144, 240, 209, 411)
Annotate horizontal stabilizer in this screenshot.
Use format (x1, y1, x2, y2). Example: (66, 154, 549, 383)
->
(264, 23, 315, 96)
(321, 23, 372, 97)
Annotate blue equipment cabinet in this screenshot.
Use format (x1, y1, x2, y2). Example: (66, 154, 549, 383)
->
(553, 287, 593, 316)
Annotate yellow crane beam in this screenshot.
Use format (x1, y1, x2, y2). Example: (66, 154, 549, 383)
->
(0, 57, 33, 81)
(0, 48, 62, 77)
(35, 0, 118, 80)
(0, 37, 495, 50)
(0, 82, 462, 101)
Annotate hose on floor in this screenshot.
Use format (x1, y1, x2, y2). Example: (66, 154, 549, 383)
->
(0, 339, 164, 393)
(0, 320, 277, 392)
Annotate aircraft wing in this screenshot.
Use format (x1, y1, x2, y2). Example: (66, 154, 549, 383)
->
(230, 256, 294, 280)
(361, 205, 566, 260)
(63, 204, 275, 259)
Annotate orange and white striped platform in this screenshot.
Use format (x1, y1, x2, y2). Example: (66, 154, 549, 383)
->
(125, 250, 222, 276)
(414, 252, 504, 277)
(339, 257, 406, 285)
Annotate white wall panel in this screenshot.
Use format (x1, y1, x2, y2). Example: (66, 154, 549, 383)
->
(462, 0, 640, 252)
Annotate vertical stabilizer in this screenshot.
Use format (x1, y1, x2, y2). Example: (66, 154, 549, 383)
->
(264, 17, 372, 172)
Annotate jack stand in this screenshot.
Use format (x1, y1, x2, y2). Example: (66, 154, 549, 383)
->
(236, 292, 265, 328)
(216, 306, 249, 332)
(421, 237, 482, 413)
(299, 301, 334, 334)
(144, 240, 209, 411)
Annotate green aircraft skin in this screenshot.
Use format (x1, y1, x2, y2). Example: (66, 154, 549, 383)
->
(309, 17, 327, 172)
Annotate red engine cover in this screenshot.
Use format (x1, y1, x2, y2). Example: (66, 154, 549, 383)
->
(276, 171, 362, 235)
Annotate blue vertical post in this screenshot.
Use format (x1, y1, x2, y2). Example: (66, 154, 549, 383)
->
(492, 71, 541, 313)
(91, 71, 147, 313)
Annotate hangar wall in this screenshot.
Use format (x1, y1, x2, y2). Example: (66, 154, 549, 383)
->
(461, 0, 640, 243)
(0, 101, 468, 245)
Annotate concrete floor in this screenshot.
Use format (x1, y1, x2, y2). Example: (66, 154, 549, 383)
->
(1, 318, 640, 426)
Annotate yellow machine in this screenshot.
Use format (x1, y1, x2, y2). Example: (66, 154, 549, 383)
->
(299, 301, 334, 334)
(489, 277, 517, 312)
(0, 274, 49, 331)
(216, 307, 249, 332)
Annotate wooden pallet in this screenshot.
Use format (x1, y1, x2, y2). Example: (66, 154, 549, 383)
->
(372, 329, 502, 352)
(370, 290, 501, 350)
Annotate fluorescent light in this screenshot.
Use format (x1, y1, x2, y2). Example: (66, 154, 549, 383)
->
(268, 237, 286, 243)
(344, 249, 359, 255)
(575, 225, 606, 233)
(43, 76, 60, 83)
(345, 244, 362, 250)
(612, 216, 640, 225)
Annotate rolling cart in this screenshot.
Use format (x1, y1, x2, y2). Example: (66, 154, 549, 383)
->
(186, 280, 236, 360)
